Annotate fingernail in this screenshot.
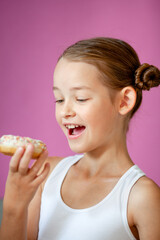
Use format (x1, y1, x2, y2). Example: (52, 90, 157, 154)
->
(27, 144, 34, 150)
(44, 149, 48, 155)
(17, 147, 24, 152)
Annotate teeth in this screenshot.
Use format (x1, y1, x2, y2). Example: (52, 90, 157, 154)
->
(67, 125, 76, 129)
(65, 124, 82, 129)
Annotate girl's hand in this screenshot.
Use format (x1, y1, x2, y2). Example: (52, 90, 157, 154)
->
(0, 144, 49, 240)
(3, 144, 50, 214)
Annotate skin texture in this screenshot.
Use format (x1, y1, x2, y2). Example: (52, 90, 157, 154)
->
(0, 59, 160, 240)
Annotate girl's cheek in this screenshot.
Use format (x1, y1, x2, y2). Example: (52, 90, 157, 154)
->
(55, 110, 60, 124)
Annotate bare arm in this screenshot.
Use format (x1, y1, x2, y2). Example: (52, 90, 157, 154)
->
(27, 186, 42, 240)
(130, 177, 160, 240)
(0, 145, 50, 240)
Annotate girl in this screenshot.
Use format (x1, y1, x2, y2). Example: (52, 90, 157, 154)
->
(0, 37, 160, 240)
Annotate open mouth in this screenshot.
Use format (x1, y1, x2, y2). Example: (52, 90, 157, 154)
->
(65, 124, 86, 137)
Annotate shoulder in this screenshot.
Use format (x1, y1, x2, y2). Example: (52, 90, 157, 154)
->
(45, 156, 64, 171)
(130, 176, 160, 207)
(129, 176, 160, 239)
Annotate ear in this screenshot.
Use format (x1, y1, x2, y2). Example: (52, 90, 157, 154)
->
(118, 87, 137, 115)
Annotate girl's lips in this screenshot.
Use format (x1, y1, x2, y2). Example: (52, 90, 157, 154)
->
(65, 125, 86, 139)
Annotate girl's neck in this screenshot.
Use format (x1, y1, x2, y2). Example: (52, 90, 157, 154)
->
(77, 136, 134, 178)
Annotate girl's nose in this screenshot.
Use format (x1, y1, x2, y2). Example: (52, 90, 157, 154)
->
(60, 102, 76, 118)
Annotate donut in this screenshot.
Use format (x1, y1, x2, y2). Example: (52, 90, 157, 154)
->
(0, 135, 47, 159)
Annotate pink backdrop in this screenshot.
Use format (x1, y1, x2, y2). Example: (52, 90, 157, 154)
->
(0, 0, 160, 198)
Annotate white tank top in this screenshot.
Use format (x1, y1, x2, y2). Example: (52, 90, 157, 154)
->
(38, 155, 145, 240)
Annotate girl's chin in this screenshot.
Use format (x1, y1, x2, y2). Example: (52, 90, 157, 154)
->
(68, 144, 85, 154)
(67, 141, 95, 154)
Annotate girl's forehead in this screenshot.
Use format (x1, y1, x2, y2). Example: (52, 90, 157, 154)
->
(53, 58, 101, 86)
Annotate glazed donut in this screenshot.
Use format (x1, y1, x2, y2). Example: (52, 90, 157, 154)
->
(0, 135, 47, 159)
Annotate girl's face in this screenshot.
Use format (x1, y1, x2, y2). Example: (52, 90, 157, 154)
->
(53, 58, 120, 154)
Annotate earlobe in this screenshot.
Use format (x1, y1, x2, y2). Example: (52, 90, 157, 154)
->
(119, 87, 137, 115)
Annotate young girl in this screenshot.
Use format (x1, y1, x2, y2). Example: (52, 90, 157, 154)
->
(0, 37, 160, 240)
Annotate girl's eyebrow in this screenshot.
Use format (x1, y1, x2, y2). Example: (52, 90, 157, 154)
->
(53, 86, 92, 91)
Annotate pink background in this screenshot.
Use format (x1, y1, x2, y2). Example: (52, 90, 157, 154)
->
(0, 0, 160, 198)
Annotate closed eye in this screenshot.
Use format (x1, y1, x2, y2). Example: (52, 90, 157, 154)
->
(77, 99, 89, 102)
(55, 99, 64, 103)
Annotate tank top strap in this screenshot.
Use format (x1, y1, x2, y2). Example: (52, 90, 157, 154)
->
(43, 154, 83, 191)
(120, 165, 145, 239)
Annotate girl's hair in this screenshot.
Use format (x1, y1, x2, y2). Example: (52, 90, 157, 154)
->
(58, 37, 160, 126)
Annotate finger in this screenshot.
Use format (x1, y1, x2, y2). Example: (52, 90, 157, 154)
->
(9, 147, 25, 173)
(18, 144, 34, 175)
(29, 150, 48, 179)
(33, 162, 50, 186)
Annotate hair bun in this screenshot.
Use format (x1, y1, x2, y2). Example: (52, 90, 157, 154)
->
(135, 63, 160, 91)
